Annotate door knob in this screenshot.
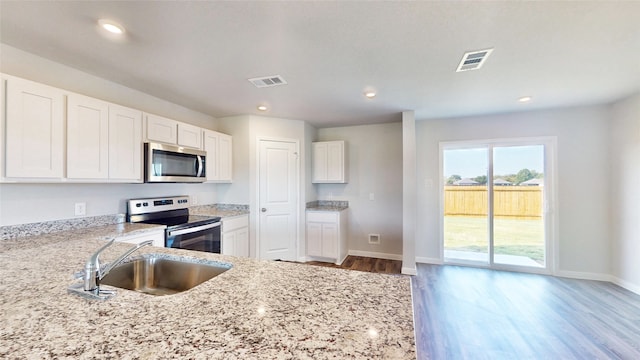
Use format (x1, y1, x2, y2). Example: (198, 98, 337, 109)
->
(261, 208, 267, 212)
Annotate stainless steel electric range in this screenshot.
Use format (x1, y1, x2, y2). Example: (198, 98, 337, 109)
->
(127, 196, 221, 253)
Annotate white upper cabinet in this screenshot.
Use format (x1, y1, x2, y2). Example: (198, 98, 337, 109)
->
(145, 113, 202, 149)
(145, 113, 178, 144)
(177, 122, 202, 149)
(5, 76, 65, 179)
(108, 104, 142, 181)
(203, 129, 232, 183)
(67, 93, 110, 179)
(67, 95, 142, 181)
(312, 141, 347, 183)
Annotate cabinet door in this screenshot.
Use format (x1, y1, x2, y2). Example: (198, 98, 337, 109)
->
(326, 141, 344, 182)
(321, 223, 339, 258)
(307, 222, 323, 257)
(177, 122, 202, 149)
(312, 142, 328, 183)
(109, 104, 142, 181)
(218, 133, 233, 182)
(146, 113, 177, 144)
(203, 130, 220, 181)
(222, 231, 236, 256)
(67, 94, 109, 179)
(235, 228, 249, 257)
(5, 77, 64, 178)
(204, 130, 233, 182)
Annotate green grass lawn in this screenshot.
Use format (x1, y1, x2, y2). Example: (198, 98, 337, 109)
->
(444, 216, 545, 263)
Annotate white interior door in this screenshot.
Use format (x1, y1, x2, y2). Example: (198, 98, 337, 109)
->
(258, 139, 298, 261)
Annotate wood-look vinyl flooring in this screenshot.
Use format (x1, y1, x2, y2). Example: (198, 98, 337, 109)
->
(305, 256, 403, 274)
(412, 264, 640, 359)
(301, 258, 640, 358)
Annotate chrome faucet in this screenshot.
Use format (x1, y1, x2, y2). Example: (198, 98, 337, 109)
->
(83, 238, 154, 295)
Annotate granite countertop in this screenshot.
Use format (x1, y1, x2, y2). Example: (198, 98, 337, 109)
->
(190, 204, 250, 218)
(306, 200, 349, 212)
(0, 225, 415, 359)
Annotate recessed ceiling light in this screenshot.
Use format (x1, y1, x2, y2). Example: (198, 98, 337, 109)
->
(257, 105, 268, 111)
(518, 96, 533, 103)
(98, 19, 125, 35)
(364, 91, 376, 99)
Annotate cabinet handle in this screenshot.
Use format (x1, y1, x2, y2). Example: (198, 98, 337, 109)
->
(261, 208, 267, 212)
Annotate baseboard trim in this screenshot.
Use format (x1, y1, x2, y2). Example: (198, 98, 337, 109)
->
(347, 250, 403, 261)
(402, 266, 418, 276)
(555, 270, 613, 282)
(612, 276, 640, 296)
(415, 256, 443, 265)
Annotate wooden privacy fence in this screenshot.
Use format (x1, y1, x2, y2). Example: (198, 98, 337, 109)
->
(444, 186, 543, 219)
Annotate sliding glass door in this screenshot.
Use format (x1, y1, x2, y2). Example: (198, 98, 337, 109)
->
(441, 138, 554, 272)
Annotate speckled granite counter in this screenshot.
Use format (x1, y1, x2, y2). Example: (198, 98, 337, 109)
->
(306, 200, 349, 212)
(0, 225, 415, 359)
(190, 204, 250, 218)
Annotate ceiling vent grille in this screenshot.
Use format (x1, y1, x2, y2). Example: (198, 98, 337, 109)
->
(248, 75, 287, 88)
(456, 48, 494, 72)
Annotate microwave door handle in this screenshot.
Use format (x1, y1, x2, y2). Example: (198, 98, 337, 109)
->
(196, 155, 204, 177)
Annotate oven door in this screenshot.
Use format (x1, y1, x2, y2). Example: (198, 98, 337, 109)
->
(166, 221, 221, 253)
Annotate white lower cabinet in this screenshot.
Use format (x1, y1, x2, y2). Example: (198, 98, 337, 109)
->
(306, 210, 347, 265)
(116, 230, 165, 248)
(221, 215, 249, 257)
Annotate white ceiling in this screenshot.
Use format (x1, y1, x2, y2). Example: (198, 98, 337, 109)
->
(1, 1, 639, 128)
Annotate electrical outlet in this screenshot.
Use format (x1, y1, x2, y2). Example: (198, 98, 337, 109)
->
(368, 234, 380, 244)
(74, 202, 86, 216)
(369, 193, 375, 201)
(192, 196, 198, 205)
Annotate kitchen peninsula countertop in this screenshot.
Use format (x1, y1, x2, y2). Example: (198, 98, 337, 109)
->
(0, 225, 415, 359)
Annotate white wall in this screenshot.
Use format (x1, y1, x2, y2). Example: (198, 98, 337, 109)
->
(216, 115, 312, 260)
(416, 105, 612, 277)
(317, 122, 403, 258)
(0, 44, 220, 226)
(0, 183, 217, 226)
(215, 115, 251, 204)
(610, 92, 640, 293)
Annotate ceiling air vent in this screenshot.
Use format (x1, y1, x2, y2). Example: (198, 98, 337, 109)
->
(248, 75, 288, 88)
(456, 48, 494, 72)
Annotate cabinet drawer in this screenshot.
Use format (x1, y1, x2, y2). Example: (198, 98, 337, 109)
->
(306, 211, 338, 223)
(222, 215, 249, 233)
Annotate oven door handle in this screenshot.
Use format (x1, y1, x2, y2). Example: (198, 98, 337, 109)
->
(167, 222, 221, 237)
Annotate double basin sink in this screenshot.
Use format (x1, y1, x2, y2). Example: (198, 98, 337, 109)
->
(100, 253, 231, 296)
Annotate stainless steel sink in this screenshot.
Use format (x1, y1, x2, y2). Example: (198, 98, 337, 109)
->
(100, 253, 231, 296)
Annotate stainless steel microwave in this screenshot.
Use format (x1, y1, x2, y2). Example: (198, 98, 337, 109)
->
(144, 142, 206, 183)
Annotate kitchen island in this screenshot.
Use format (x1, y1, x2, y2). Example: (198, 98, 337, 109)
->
(0, 225, 415, 359)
